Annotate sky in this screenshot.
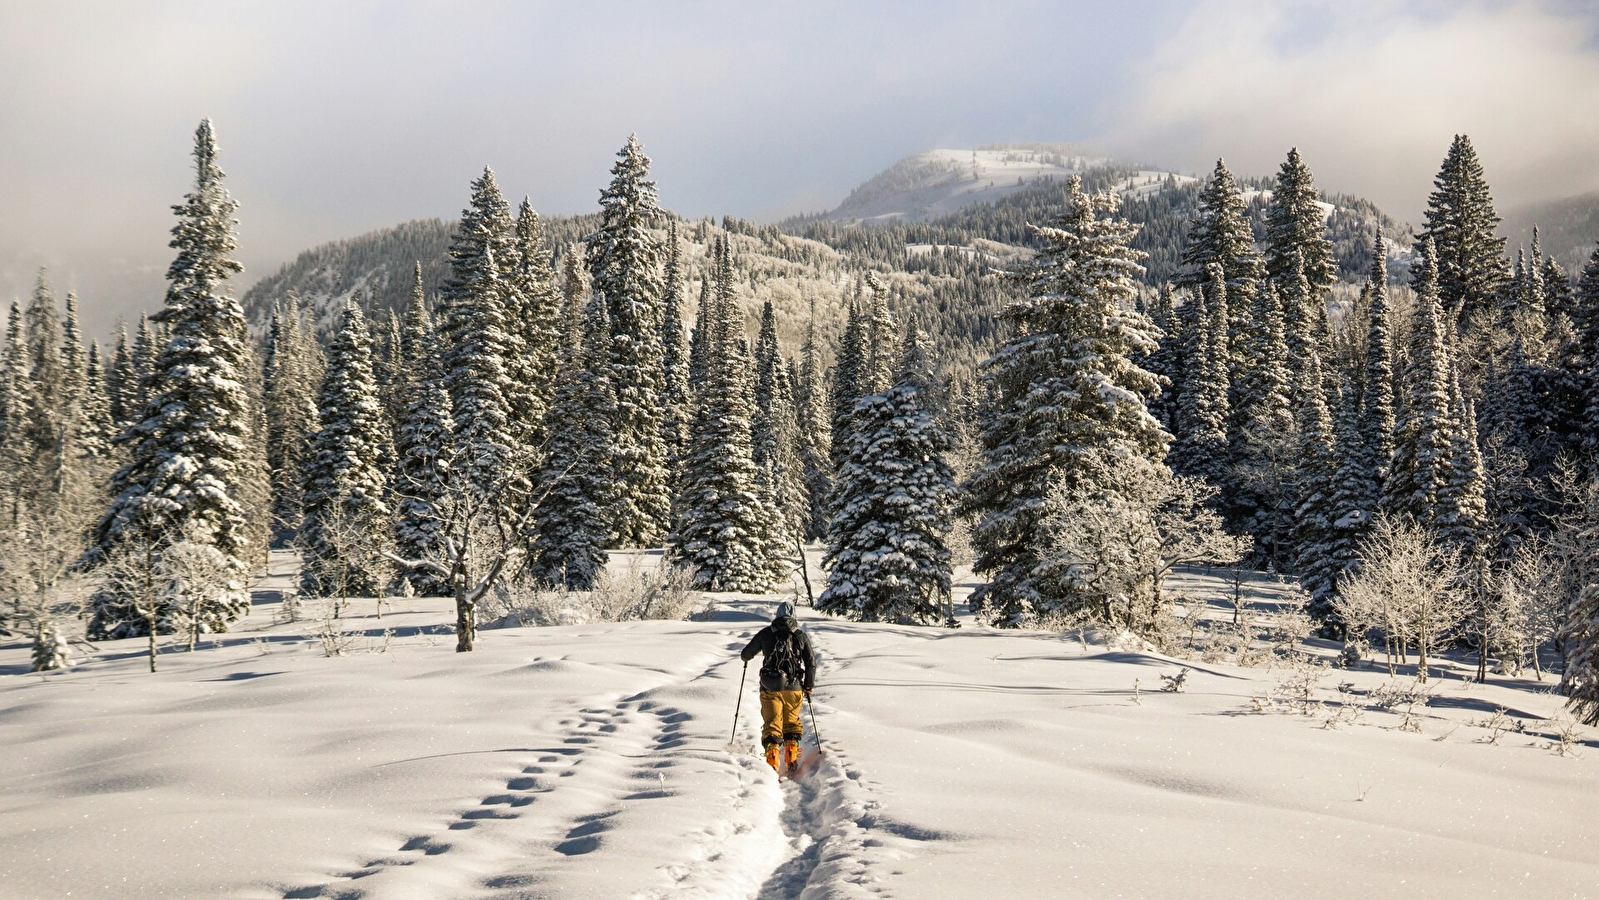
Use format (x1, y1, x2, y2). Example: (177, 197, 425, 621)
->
(3, 0, 1598, 334)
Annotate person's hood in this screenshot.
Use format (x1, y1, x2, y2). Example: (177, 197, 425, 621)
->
(775, 601, 795, 619)
(772, 614, 799, 632)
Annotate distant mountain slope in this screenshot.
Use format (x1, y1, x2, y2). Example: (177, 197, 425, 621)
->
(826, 147, 1112, 224)
(240, 214, 601, 333)
(1502, 193, 1599, 274)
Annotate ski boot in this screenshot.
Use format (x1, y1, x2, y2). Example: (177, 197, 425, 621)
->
(782, 740, 801, 775)
(764, 743, 780, 772)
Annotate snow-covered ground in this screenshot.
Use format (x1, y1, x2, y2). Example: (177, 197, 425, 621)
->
(3, 554, 1597, 899)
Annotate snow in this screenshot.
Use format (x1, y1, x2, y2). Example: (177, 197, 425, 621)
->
(828, 148, 1110, 224)
(3, 552, 1598, 898)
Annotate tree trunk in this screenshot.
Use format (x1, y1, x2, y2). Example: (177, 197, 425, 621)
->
(454, 573, 475, 653)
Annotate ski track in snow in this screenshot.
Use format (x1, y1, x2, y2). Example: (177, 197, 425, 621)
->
(275, 631, 902, 900)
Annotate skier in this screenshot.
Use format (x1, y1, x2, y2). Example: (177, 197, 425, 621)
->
(740, 601, 817, 773)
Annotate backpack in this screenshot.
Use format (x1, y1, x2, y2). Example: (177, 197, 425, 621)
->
(762, 626, 806, 685)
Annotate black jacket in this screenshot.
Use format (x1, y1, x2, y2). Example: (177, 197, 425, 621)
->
(740, 616, 816, 692)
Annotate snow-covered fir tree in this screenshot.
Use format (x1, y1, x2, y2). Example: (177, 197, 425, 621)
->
(1355, 233, 1396, 522)
(529, 292, 616, 590)
(1178, 159, 1263, 371)
(1436, 369, 1486, 555)
(587, 134, 671, 546)
(1172, 266, 1231, 485)
(859, 273, 897, 396)
(1385, 239, 1460, 534)
(262, 293, 321, 538)
(503, 199, 561, 461)
(437, 168, 521, 506)
(793, 303, 833, 540)
(964, 176, 1166, 625)
(1142, 283, 1178, 432)
(106, 321, 136, 432)
(130, 313, 158, 408)
(1232, 280, 1295, 565)
(87, 119, 252, 639)
(829, 296, 868, 472)
(1564, 583, 1599, 725)
(30, 619, 73, 672)
(659, 221, 692, 476)
(392, 274, 454, 596)
(820, 321, 955, 623)
(1419, 134, 1507, 326)
(80, 342, 115, 461)
(1291, 352, 1340, 618)
(669, 243, 779, 592)
(299, 301, 393, 599)
(752, 300, 805, 565)
(1577, 244, 1599, 457)
(1263, 147, 1335, 300)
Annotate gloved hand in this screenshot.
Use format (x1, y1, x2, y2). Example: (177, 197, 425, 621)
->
(804, 689, 812, 699)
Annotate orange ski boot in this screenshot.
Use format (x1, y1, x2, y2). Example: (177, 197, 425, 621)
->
(764, 743, 780, 772)
(783, 740, 801, 774)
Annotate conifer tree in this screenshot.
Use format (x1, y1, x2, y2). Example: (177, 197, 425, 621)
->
(392, 276, 453, 595)
(1386, 239, 1458, 532)
(1142, 283, 1178, 432)
(87, 120, 253, 639)
(1264, 148, 1335, 301)
(299, 302, 392, 599)
(793, 304, 833, 540)
(1292, 352, 1340, 617)
(529, 293, 616, 590)
(964, 177, 1166, 624)
(262, 294, 321, 538)
(1232, 281, 1295, 565)
(821, 321, 955, 623)
(438, 168, 520, 506)
(829, 298, 868, 472)
(80, 343, 114, 461)
(1418, 135, 1508, 324)
(1577, 244, 1599, 455)
(587, 135, 671, 545)
(1327, 374, 1367, 596)
(23, 274, 66, 478)
(1356, 233, 1396, 517)
(752, 300, 804, 569)
(131, 314, 158, 407)
(60, 291, 87, 420)
(1436, 371, 1486, 555)
(503, 199, 561, 461)
(860, 273, 897, 396)
(669, 248, 775, 592)
(687, 274, 715, 393)
(659, 221, 692, 474)
(106, 321, 136, 431)
(1179, 159, 1263, 366)
(1172, 267, 1230, 484)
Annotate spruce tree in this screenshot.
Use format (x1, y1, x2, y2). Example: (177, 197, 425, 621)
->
(80, 342, 114, 461)
(1386, 239, 1458, 531)
(503, 199, 561, 461)
(1578, 243, 1599, 456)
(751, 300, 804, 572)
(829, 297, 868, 472)
(262, 294, 321, 539)
(87, 120, 253, 639)
(1142, 283, 1178, 432)
(131, 314, 158, 408)
(668, 247, 775, 592)
(821, 321, 955, 623)
(1232, 281, 1295, 565)
(587, 134, 671, 545)
(659, 221, 692, 475)
(860, 273, 897, 396)
(1356, 233, 1396, 517)
(392, 278, 454, 595)
(793, 304, 833, 540)
(529, 293, 616, 590)
(437, 168, 521, 506)
(1178, 159, 1263, 368)
(1264, 148, 1335, 299)
(1418, 135, 1508, 325)
(1172, 266, 1231, 485)
(963, 177, 1166, 624)
(1292, 352, 1340, 618)
(106, 321, 136, 431)
(1327, 374, 1367, 595)
(299, 301, 393, 599)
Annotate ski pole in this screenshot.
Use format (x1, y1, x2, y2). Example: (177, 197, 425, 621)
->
(805, 692, 823, 754)
(730, 660, 748, 744)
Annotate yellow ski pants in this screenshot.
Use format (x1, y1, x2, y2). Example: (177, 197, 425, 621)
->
(759, 689, 804, 746)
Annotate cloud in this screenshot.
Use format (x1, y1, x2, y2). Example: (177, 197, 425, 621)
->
(1097, 0, 1599, 224)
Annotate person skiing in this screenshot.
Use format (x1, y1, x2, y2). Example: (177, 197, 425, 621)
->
(740, 601, 817, 773)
